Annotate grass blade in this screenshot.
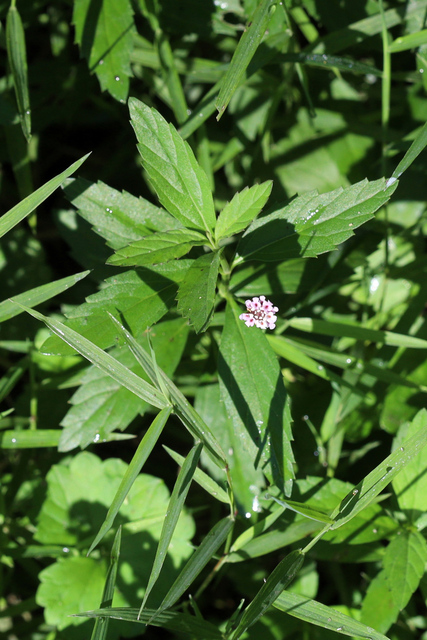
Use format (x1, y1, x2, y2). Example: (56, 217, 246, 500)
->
(164, 446, 230, 504)
(0, 271, 90, 323)
(231, 550, 304, 639)
(274, 590, 390, 640)
(288, 317, 427, 349)
(140, 442, 203, 612)
(17, 304, 168, 410)
(215, 0, 277, 120)
(391, 120, 427, 179)
(330, 409, 427, 529)
(90, 527, 122, 640)
(0, 153, 90, 238)
(87, 407, 172, 555)
(108, 313, 228, 467)
(154, 516, 234, 615)
(6, 4, 31, 141)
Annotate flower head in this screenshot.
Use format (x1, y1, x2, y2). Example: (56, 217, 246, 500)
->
(239, 296, 278, 330)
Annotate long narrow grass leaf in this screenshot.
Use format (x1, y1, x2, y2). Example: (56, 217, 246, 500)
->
(0, 153, 90, 238)
(140, 442, 203, 611)
(231, 550, 304, 639)
(163, 446, 229, 504)
(154, 516, 234, 615)
(16, 304, 168, 409)
(6, 4, 31, 141)
(88, 408, 172, 555)
(75, 607, 223, 638)
(90, 527, 122, 640)
(274, 590, 390, 640)
(215, 0, 277, 120)
(391, 120, 427, 179)
(0, 271, 90, 323)
(108, 313, 227, 467)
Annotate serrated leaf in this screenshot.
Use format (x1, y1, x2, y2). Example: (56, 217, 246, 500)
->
(236, 178, 398, 262)
(392, 410, 427, 521)
(177, 251, 220, 333)
(275, 590, 390, 640)
(231, 550, 304, 640)
(382, 530, 427, 611)
(218, 299, 295, 496)
(215, 181, 273, 241)
(129, 98, 216, 233)
(59, 318, 188, 451)
(108, 229, 207, 266)
(42, 262, 190, 355)
(73, 0, 135, 102)
(0, 153, 90, 239)
(63, 177, 182, 250)
(215, 0, 277, 120)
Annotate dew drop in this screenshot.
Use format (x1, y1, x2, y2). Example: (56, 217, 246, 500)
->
(63, 547, 70, 553)
(336, 627, 343, 632)
(346, 358, 352, 364)
(11, 438, 17, 443)
(352, 489, 359, 495)
(348, 222, 353, 227)
(400, 447, 404, 451)
(99, 59, 104, 65)
(115, 76, 120, 81)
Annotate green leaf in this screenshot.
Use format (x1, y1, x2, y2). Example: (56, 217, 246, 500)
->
(19, 304, 169, 410)
(218, 299, 295, 497)
(194, 382, 264, 513)
(391, 120, 427, 179)
(0, 429, 62, 448)
(129, 98, 216, 233)
(0, 270, 89, 323)
(155, 516, 234, 615)
(330, 409, 427, 530)
(231, 550, 304, 640)
(177, 251, 220, 333)
(164, 445, 230, 504)
(215, 0, 277, 120)
(382, 530, 427, 611)
(0, 153, 90, 239)
(88, 408, 172, 554)
(59, 317, 188, 451)
(236, 178, 398, 262)
(108, 229, 207, 266)
(389, 28, 427, 52)
(392, 410, 427, 522)
(63, 177, 182, 250)
(75, 607, 223, 638)
(288, 317, 427, 350)
(280, 52, 381, 76)
(229, 505, 286, 554)
(90, 527, 122, 640)
(42, 262, 190, 355)
(6, 4, 31, 141)
(73, 0, 135, 102)
(107, 313, 228, 468)
(268, 496, 334, 525)
(141, 442, 203, 611)
(215, 181, 273, 241)
(275, 590, 390, 640)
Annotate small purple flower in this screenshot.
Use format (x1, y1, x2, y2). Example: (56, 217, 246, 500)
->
(239, 296, 278, 330)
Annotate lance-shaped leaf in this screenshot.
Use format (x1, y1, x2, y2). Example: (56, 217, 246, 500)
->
(129, 98, 216, 233)
(0, 153, 90, 239)
(236, 177, 398, 262)
(231, 550, 304, 639)
(108, 229, 207, 267)
(17, 304, 168, 410)
(275, 590, 390, 640)
(73, 0, 135, 102)
(215, 0, 277, 120)
(218, 299, 295, 497)
(6, 3, 31, 141)
(140, 442, 203, 612)
(177, 251, 221, 333)
(215, 181, 273, 242)
(90, 526, 122, 640)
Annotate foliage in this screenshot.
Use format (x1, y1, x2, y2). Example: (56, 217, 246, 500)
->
(2, 2, 427, 640)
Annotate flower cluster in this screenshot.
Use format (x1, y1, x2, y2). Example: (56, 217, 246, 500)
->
(239, 296, 279, 330)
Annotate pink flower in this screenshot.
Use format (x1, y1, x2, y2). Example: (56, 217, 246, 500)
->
(239, 296, 278, 330)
